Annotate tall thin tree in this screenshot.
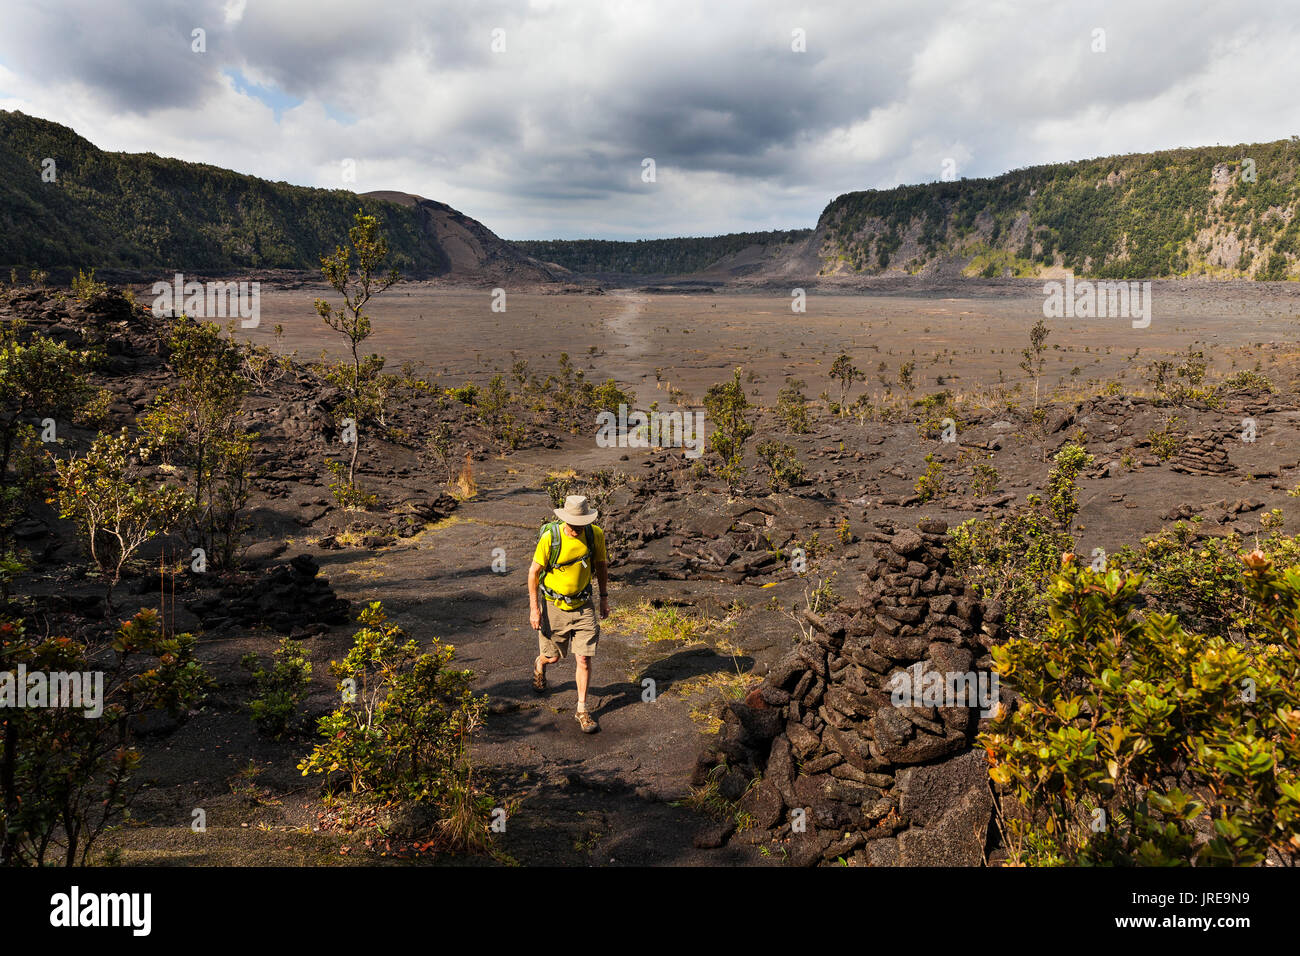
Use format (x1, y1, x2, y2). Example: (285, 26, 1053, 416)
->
(315, 210, 399, 483)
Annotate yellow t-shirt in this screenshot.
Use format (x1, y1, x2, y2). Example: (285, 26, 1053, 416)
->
(533, 524, 607, 610)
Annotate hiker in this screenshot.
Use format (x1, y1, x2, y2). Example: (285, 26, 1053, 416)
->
(528, 494, 609, 734)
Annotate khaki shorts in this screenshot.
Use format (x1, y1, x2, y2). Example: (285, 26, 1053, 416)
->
(538, 600, 599, 660)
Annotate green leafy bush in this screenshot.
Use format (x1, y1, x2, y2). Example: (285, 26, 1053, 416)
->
(914, 453, 944, 502)
(1220, 369, 1276, 393)
(139, 315, 253, 567)
(1114, 525, 1300, 639)
(1147, 415, 1185, 461)
(703, 369, 753, 494)
(449, 382, 479, 406)
(970, 460, 1000, 496)
(54, 428, 190, 609)
(298, 602, 490, 843)
(775, 379, 810, 433)
(984, 553, 1300, 866)
(325, 459, 377, 510)
(0, 323, 94, 547)
(1046, 442, 1094, 529)
(70, 268, 108, 302)
(0, 608, 208, 866)
(949, 499, 1074, 639)
(586, 378, 635, 415)
(756, 439, 805, 491)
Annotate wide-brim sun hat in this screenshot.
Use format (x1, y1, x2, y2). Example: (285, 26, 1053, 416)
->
(555, 494, 598, 525)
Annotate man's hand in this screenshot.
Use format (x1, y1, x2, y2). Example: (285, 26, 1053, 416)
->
(599, 595, 610, 619)
(529, 605, 541, 630)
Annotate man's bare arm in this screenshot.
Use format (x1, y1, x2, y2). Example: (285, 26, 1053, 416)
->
(528, 561, 543, 629)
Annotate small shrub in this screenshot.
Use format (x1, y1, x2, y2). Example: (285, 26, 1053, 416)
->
(241, 638, 313, 738)
(949, 501, 1074, 639)
(829, 354, 862, 414)
(55, 429, 190, 609)
(970, 460, 1000, 496)
(450, 383, 479, 406)
(756, 439, 805, 491)
(326, 458, 376, 510)
(1220, 369, 1276, 393)
(775, 379, 810, 433)
(984, 554, 1300, 866)
(298, 602, 491, 850)
(1046, 442, 1094, 529)
(914, 453, 944, 502)
(0, 609, 208, 866)
(703, 369, 753, 494)
(1147, 415, 1185, 461)
(71, 268, 108, 302)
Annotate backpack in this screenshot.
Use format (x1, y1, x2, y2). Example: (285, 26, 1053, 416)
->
(538, 519, 596, 604)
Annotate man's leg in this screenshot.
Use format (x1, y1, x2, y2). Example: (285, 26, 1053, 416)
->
(572, 603, 600, 731)
(535, 605, 566, 693)
(575, 654, 591, 711)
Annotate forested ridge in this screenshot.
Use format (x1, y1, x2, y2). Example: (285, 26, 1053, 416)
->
(0, 110, 448, 275)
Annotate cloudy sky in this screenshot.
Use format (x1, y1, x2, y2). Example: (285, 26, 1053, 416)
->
(1, 0, 1297, 240)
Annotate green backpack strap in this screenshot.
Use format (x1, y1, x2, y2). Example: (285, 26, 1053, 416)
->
(544, 521, 562, 569)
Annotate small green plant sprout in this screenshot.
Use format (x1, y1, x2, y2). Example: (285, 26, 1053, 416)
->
(241, 638, 313, 738)
(71, 268, 108, 302)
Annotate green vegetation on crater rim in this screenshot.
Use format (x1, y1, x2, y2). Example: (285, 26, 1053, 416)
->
(820, 138, 1300, 279)
(0, 110, 449, 275)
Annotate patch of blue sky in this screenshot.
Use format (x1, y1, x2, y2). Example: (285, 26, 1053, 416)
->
(323, 102, 356, 126)
(223, 68, 302, 120)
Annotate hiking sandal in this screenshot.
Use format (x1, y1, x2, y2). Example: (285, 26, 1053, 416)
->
(575, 709, 599, 734)
(532, 667, 547, 695)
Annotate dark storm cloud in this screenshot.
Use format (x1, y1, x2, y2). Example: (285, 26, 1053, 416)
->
(0, 0, 232, 112)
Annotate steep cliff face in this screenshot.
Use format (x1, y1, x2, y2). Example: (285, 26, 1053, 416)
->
(363, 190, 560, 284)
(787, 140, 1300, 281)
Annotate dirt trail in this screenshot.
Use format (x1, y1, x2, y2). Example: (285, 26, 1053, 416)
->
(603, 292, 649, 356)
(317, 446, 772, 865)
